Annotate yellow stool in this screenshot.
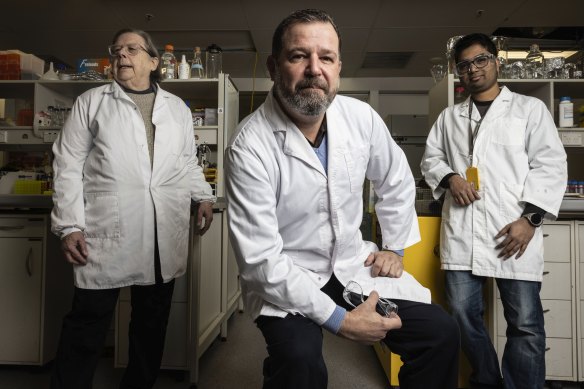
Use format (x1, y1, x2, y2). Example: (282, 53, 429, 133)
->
(373, 216, 473, 388)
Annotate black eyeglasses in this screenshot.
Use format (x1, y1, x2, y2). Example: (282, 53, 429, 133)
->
(108, 44, 149, 57)
(455, 53, 496, 76)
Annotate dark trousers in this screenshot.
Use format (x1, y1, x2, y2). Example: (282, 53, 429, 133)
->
(50, 280, 175, 389)
(256, 274, 460, 389)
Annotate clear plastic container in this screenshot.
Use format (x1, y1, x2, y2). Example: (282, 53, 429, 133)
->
(161, 44, 176, 79)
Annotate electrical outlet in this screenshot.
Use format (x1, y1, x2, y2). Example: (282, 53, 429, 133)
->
(0, 130, 7, 143)
(43, 131, 59, 143)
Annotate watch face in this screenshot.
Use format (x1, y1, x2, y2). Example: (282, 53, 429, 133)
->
(529, 213, 543, 226)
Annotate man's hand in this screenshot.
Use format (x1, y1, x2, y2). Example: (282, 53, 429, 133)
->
(196, 201, 214, 235)
(365, 250, 403, 278)
(61, 231, 88, 266)
(449, 174, 481, 206)
(338, 291, 402, 344)
(495, 218, 536, 259)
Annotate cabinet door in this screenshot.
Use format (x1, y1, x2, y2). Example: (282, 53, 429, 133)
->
(198, 215, 223, 336)
(0, 238, 43, 363)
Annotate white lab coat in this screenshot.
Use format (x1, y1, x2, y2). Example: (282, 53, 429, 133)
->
(225, 91, 430, 325)
(421, 86, 567, 281)
(51, 82, 215, 289)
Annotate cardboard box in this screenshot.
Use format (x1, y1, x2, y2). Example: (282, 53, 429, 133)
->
(77, 58, 110, 75)
(0, 53, 20, 80)
(204, 108, 218, 125)
(6, 50, 44, 79)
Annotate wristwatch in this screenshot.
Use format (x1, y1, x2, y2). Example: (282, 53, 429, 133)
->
(522, 213, 544, 227)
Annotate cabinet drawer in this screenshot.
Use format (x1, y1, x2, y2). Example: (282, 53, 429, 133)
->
(541, 262, 571, 300)
(194, 128, 217, 145)
(0, 217, 45, 237)
(497, 299, 572, 338)
(497, 337, 574, 378)
(542, 224, 571, 263)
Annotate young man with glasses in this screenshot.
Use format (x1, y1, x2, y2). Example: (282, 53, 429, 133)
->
(50, 29, 215, 389)
(421, 33, 567, 388)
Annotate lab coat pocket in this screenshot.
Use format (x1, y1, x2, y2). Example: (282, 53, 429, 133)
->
(492, 118, 526, 146)
(343, 147, 367, 193)
(499, 182, 523, 218)
(84, 192, 121, 238)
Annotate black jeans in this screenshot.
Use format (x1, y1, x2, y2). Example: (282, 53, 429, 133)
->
(256, 274, 460, 389)
(50, 280, 175, 389)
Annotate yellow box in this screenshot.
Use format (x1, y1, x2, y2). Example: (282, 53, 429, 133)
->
(13, 180, 42, 194)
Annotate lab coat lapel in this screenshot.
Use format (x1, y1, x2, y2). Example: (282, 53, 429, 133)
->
(264, 91, 326, 177)
(481, 86, 512, 121)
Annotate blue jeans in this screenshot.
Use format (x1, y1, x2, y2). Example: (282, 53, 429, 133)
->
(445, 271, 545, 389)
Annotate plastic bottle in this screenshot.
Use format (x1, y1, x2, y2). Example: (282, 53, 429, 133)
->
(525, 44, 545, 79)
(205, 44, 222, 79)
(178, 54, 190, 79)
(161, 44, 177, 79)
(559, 96, 574, 128)
(190, 47, 204, 79)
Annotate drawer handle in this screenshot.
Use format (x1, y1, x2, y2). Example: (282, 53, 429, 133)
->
(26, 247, 33, 277)
(0, 225, 25, 231)
(543, 234, 549, 238)
(545, 347, 551, 352)
(543, 309, 550, 314)
(543, 271, 550, 276)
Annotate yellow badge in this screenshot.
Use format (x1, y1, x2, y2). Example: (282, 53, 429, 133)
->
(465, 166, 480, 190)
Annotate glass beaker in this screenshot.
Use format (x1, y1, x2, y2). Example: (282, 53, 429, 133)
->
(491, 36, 509, 66)
(205, 44, 223, 79)
(445, 35, 464, 74)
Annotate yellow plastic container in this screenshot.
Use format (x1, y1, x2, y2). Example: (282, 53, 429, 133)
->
(13, 180, 42, 194)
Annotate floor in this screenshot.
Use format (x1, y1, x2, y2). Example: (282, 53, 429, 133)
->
(0, 311, 389, 389)
(0, 311, 581, 388)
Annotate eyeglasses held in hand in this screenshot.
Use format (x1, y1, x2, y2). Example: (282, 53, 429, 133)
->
(108, 44, 148, 57)
(342, 280, 398, 317)
(455, 53, 496, 76)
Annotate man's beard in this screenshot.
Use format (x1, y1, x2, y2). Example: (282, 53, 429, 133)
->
(273, 69, 336, 117)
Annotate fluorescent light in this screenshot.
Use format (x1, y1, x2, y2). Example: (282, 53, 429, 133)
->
(504, 50, 579, 60)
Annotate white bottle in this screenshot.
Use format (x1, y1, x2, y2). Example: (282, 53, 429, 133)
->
(559, 96, 574, 128)
(178, 54, 190, 79)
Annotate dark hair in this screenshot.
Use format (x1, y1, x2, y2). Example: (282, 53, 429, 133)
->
(111, 28, 161, 83)
(453, 33, 497, 64)
(271, 9, 342, 59)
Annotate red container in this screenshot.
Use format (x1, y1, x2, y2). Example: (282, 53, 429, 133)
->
(0, 53, 21, 79)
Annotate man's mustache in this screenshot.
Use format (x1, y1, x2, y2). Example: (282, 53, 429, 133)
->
(296, 79, 328, 91)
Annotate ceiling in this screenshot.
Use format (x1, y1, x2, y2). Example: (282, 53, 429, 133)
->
(2, 0, 584, 79)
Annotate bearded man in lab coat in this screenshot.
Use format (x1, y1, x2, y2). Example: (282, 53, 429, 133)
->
(50, 29, 215, 389)
(421, 33, 567, 389)
(225, 9, 459, 389)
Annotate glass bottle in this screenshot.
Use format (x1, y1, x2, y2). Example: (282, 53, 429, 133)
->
(205, 44, 222, 79)
(161, 44, 177, 79)
(525, 44, 545, 79)
(190, 47, 205, 79)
